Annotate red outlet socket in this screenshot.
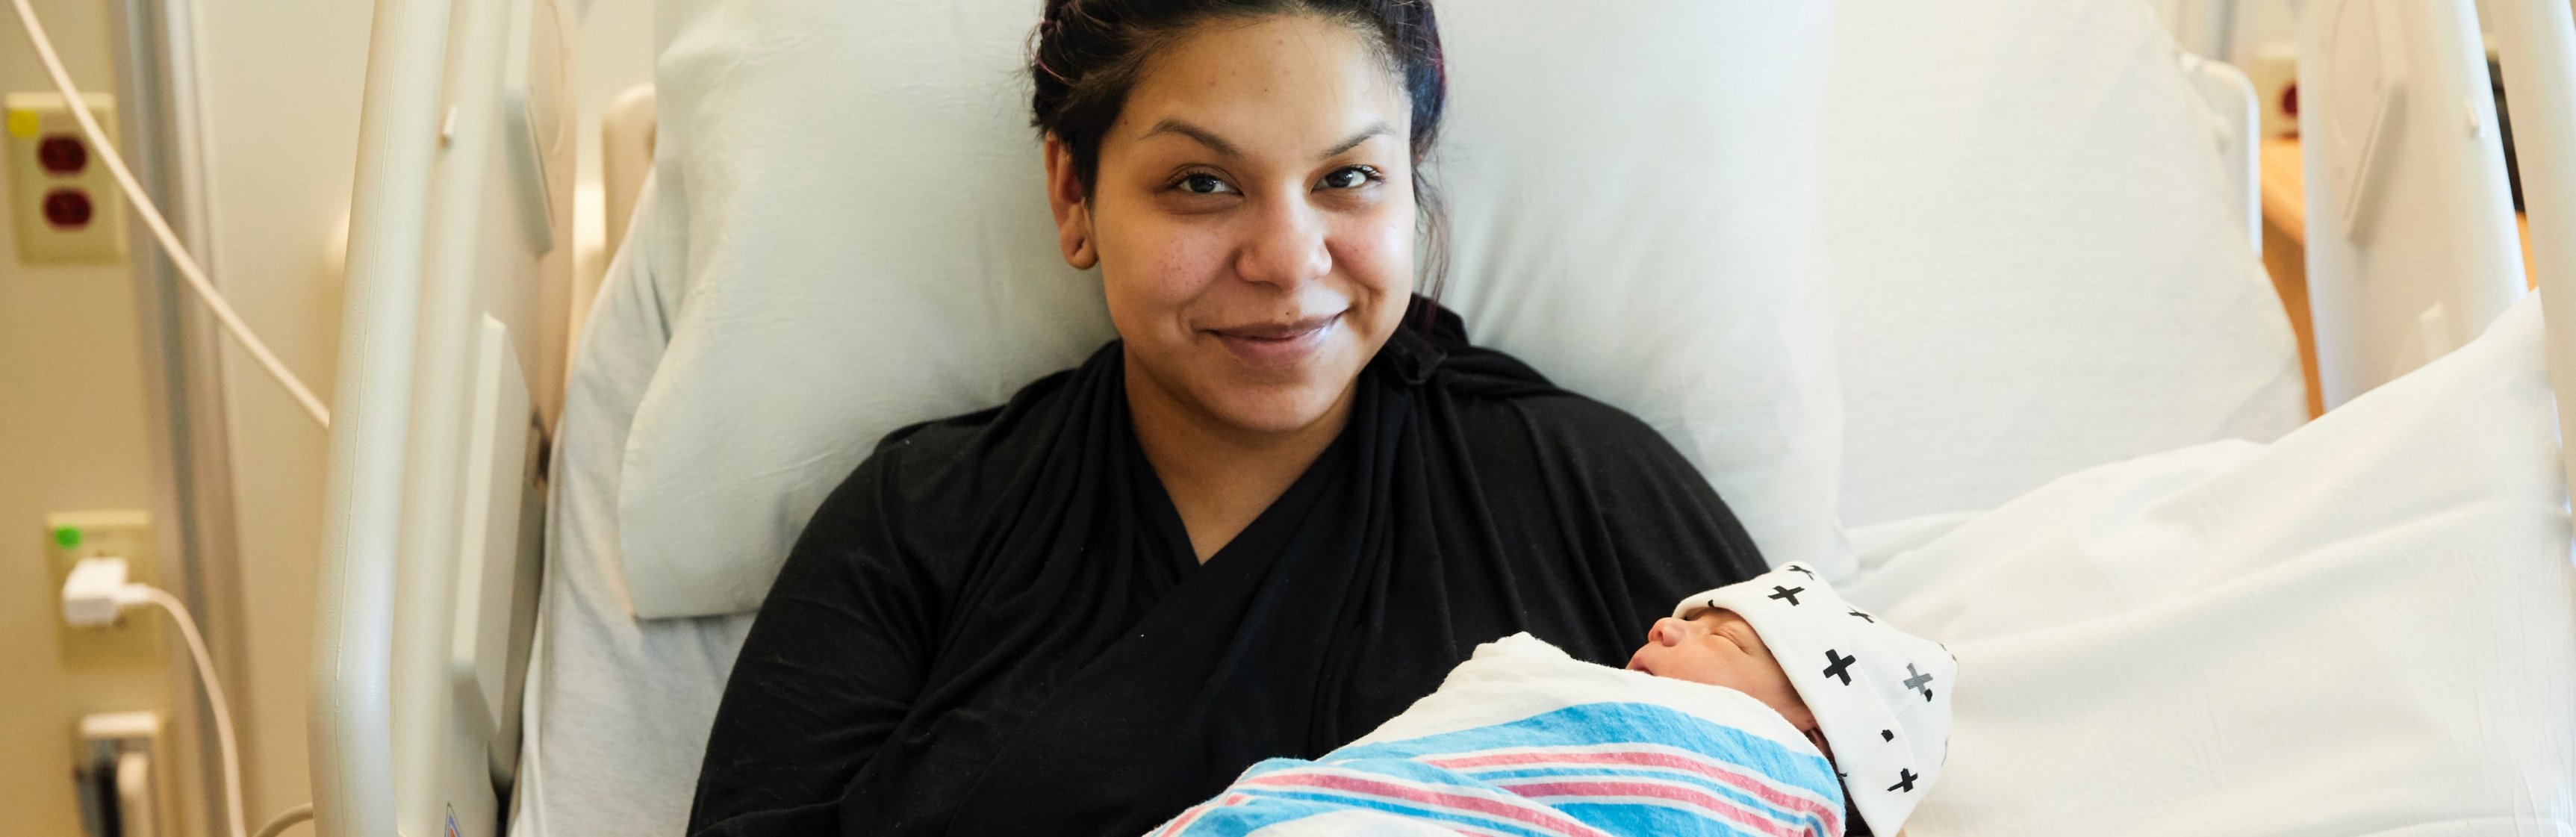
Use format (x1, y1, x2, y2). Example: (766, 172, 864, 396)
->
(38, 134, 88, 175)
(43, 187, 95, 229)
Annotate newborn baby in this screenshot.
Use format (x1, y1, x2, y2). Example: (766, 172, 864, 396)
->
(1628, 594, 1841, 768)
(1149, 564, 1956, 836)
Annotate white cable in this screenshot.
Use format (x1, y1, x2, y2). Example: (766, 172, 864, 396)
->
(252, 802, 316, 837)
(7, 0, 332, 429)
(137, 585, 250, 837)
(63, 560, 293, 837)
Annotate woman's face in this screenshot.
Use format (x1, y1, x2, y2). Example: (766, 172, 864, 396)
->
(1045, 13, 1417, 436)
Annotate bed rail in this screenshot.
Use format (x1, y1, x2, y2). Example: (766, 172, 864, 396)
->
(2490, 0, 2576, 510)
(316, 0, 567, 831)
(311, 0, 450, 830)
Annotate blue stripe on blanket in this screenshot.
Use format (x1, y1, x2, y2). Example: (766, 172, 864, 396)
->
(1157, 703, 1844, 837)
(1326, 702, 1838, 788)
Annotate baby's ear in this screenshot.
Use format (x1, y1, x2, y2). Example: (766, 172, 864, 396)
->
(1786, 703, 1820, 733)
(1801, 724, 1833, 762)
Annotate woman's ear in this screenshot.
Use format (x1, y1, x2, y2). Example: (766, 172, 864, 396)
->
(1043, 134, 1098, 270)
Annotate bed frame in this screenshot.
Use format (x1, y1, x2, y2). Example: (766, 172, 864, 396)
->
(305, 1, 2576, 835)
(2491, 2, 2576, 496)
(311, 0, 568, 833)
(2299, 0, 2530, 408)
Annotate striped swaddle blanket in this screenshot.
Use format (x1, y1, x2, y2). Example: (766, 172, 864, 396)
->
(1150, 634, 1844, 837)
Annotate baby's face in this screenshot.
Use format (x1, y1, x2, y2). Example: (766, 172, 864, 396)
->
(1626, 609, 1816, 732)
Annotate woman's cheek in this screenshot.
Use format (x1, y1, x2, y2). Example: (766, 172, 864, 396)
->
(1105, 220, 1225, 314)
(1328, 208, 1415, 298)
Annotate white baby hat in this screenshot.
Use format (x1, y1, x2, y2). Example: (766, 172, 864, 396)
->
(1677, 563, 1956, 836)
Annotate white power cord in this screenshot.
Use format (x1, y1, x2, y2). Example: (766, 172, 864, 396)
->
(7, 0, 331, 429)
(64, 557, 252, 837)
(253, 803, 316, 837)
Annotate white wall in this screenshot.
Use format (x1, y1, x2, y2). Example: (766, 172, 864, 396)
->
(572, 0, 654, 340)
(2144, 0, 2299, 65)
(187, 0, 370, 821)
(0, 1, 171, 832)
(578, 0, 653, 192)
(2228, 0, 2299, 69)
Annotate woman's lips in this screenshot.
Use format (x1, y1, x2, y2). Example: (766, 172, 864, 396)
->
(1210, 312, 1341, 369)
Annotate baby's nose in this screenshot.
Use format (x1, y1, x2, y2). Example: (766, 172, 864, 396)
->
(1650, 617, 1687, 647)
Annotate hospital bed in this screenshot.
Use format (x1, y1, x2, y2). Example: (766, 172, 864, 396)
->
(306, 0, 2576, 835)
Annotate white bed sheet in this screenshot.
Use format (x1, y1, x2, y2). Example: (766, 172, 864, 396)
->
(1849, 299, 2576, 835)
(513, 182, 751, 837)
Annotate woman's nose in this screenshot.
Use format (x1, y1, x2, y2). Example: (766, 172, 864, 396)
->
(1233, 200, 1331, 289)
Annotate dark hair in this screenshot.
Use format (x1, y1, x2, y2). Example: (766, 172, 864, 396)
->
(1030, 0, 1449, 303)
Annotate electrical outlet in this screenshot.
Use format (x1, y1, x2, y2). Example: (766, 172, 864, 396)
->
(6, 92, 127, 265)
(2250, 42, 2300, 140)
(78, 712, 175, 837)
(46, 511, 162, 669)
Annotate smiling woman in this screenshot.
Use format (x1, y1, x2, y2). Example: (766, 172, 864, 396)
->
(685, 1, 1773, 835)
(1047, 10, 1431, 559)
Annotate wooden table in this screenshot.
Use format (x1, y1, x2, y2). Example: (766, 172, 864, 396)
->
(2258, 137, 2327, 418)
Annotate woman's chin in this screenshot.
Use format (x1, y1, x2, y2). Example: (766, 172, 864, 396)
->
(1198, 381, 1354, 437)
(1177, 352, 1363, 435)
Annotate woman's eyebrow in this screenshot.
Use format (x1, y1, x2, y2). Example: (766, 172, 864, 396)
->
(1142, 119, 1243, 158)
(1319, 122, 1393, 159)
(1137, 119, 1393, 161)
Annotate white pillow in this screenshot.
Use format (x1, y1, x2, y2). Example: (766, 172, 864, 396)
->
(1824, 0, 2309, 527)
(621, 0, 1840, 618)
(1430, 1, 1840, 579)
(1847, 299, 2575, 834)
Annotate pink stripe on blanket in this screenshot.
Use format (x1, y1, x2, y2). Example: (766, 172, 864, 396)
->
(1236, 771, 1614, 837)
(1151, 791, 1253, 836)
(1427, 749, 1838, 828)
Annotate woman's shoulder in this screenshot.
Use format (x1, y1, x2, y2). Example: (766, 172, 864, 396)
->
(1394, 311, 1679, 464)
(1438, 376, 1694, 487)
(815, 342, 1121, 526)
(1397, 306, 1770, 624)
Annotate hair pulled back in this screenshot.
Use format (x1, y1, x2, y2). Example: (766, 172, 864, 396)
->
(1030, 0, 1443, 189)
(1030, 0, 1450, 300)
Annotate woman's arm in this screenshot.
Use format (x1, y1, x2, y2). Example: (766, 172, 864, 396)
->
(687, 453, 941, 833)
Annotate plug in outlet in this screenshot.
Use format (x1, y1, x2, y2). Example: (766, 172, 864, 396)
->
(6, 92, 126, 264)
(46, 511, 162, 668)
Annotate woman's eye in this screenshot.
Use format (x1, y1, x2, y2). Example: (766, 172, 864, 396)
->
(1177, 173, 1233, 195)
(1320, 166, 1378, 190)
